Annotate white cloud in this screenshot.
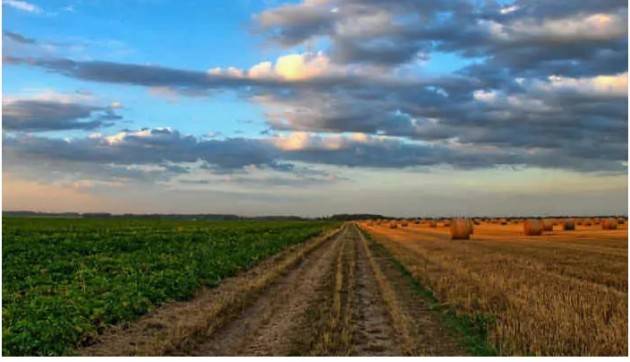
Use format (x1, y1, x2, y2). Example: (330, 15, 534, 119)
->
(272, 52, 332, 80)
(271, 131, 377, 151)
(3, 0, 41, 13)
(541, 72, 628, 97)
(482, 11, 627, 44)
(499, 5, 519, 15)
(476, 73, 628, 109)
(103, 127, 176, 145)
(248, 61, 274, 79)
(271, 131, 312, 151)
(3, 89, 96, 106)
(208, 52, 339, 82)
(473, 89, 498, 103)
(520, 12, 625, 42)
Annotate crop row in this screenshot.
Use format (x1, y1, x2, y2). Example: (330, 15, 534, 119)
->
(2, 218, 337, 356)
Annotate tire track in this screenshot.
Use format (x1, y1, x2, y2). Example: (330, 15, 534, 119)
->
(353, 224, 413, 354)
(357, 225, 468, 355)
(185, 225, 348, 356)
(352, 226, 404, 356)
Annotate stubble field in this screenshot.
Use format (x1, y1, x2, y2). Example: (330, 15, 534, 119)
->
(359, 220, 628, 355)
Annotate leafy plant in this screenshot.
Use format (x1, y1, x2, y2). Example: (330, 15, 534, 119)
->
(2, 217, 337, 356)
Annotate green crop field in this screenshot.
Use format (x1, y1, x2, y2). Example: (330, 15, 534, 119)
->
(2, 217, 337, 356)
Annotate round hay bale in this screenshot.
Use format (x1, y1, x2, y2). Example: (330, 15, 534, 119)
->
(465, 218, 474, 234)
(389, 223, 398, 229)
(429, 221, 437, 228)
(602, 218, 618, 230)
(450, 218, 472, 240)
(523, 219, 543, 236)
(542, 219, 554, 232)
(563, 219, 575, 231)
(401, 222, 408, 227)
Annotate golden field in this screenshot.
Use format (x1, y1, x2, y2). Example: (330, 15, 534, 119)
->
(359, 220, 628, 356)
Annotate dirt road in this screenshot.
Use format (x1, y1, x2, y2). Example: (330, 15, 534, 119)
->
(81, 224, 465, 356)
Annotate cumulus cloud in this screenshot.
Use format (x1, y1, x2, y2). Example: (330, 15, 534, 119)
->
(211, 52, 338, 81)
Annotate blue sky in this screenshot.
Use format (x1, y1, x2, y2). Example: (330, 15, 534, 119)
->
(4, 0, 476, 137)
(3, 0, 278, 138)
(3, 0, 628, 216)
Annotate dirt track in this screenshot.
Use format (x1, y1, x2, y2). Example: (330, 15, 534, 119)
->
(80, 224, 465, 356)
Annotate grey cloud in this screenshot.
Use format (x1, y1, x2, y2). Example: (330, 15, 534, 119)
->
(5, 51, 626, 172)
(3, 1, 627, 175)
(3, 99, 122, 131)
(3, 55, 437, 92)
(4, 127, 625, 186)
(3, 30, 36, 44)
(256, 0, 627, 77)
(253, 1, 337, 46)
(3, 128, 281, 172)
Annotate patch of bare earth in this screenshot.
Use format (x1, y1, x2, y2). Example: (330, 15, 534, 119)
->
(79, 223, 467, 356)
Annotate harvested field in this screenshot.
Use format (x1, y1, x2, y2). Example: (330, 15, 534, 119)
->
(359, 221, 628, 356)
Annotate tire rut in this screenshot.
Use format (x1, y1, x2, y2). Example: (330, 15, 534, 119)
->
(350, 226, 403, 355)
(355, 224, 469, 356)
(184, 225, 348, 356)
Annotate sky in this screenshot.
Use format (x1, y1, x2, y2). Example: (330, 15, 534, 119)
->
(2, 0, 628, 217)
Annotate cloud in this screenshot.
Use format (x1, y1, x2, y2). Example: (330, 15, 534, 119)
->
(254, 0, 338, 46)
(3, 0, 627, 180)
(4, 128, 282, 174)
(3, 29, 136, 66)
(538, 72, 628, 98)
(7, 50, 625, 173)
(5, 127, 626, 190)
(211, 52, 338, 81)
(3, 31, 37, 44)
(255, 0, 627, 77)
(2, 92, 122, 132)
(261, 52, 332, 80)
(2, 0, 41, 13)
(5, 50, 399, 92)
